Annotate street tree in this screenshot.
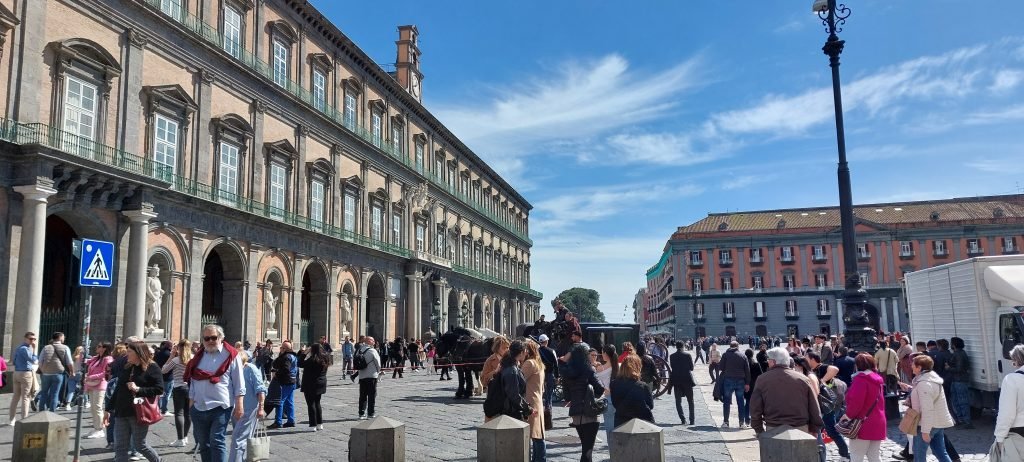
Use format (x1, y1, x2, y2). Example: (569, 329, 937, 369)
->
(556, 287, 606, 322)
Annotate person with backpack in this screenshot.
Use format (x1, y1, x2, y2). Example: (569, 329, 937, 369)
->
(391, 338, 407, 379)
(356, 336, 382, 420)
(809, 351, 849, 462)
(268, 341, 298, 429)
(38, 332, 75, 412)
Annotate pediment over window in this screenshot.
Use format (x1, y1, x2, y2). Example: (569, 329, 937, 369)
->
(264, 139, 297, 159)
(50, 38, 122, 79)
(370, 187, 390, 201)
(306, 159, 335, 178)
(342, 78, 361, 94)
(211, 114, 254, 137)
(368, 99, 386, 113)
(143, 84, 197, 118)
(341, 175, 363, 191)
(267, 20, 298, 44)
(413, 133, 427, 144)
(0, 2, 19, 33)
(308, 53, 332, 71)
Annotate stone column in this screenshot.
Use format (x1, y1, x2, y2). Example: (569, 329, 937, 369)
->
(879, 298, 889, 334)
(385, 273, 395, 339)
(432, 278, 449, 332)
(8, 0, 46, 121)
(250, 100, 267, 203)
(11, 184, 57, 342)
(510, 297, 519, 333)
(186, 230, 207, 339)
(836, 300, 845, 332)
(405, 273, 422, 339)
(244, 244, 263, 341)
(122, 207, 158, 338)
(358, 268, 371, 338)
(294, 126, 308, 215)
(291, 255, 306, 342)
(891, 297, 901, 333)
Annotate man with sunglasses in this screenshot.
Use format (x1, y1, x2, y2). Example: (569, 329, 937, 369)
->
(186, 325, 245, 462)
(7, 332, 37, 425)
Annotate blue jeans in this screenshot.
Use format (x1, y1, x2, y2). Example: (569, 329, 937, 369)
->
(913, 427, 952, 462)
(191, 406, 232, 462)
(531, 437, 546, 462)
(721, 378, 746, 424)
(543, 373, 555, 409)
(603, 397, 616, 443)
(275, 383, 296, 424)
(65, 375, 79, 405)
(821, 410, 849, 458)
(39, 374, 65, 411)
(160, 380, 172, 413)
(950, 381, 971, 425)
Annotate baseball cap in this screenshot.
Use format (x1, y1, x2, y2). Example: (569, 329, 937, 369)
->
(538, 334, 549, 342)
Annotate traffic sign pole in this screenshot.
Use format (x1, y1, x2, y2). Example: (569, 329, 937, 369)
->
(72, 287, 92, 462)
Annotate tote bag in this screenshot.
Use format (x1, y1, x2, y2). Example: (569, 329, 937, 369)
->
(247, 420, 271, 461)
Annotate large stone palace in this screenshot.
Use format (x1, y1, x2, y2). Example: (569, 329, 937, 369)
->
(0, 0, 542, 350)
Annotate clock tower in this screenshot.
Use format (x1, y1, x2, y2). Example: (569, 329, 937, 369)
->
(395, 25, 422, 102)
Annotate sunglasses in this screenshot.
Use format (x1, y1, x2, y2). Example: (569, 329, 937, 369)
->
(203, 336, 220, 342)
(27, 338, 36, 341)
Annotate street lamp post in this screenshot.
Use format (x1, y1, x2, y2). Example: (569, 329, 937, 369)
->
(815, 0, 878, 354)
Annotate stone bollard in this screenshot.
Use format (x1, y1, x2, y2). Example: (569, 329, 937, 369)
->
(477, 415, 530, 462)
(758, 425, 819, 462)
(349, 416, 406, 462)
(12, 411, 70, 462)
(610, 418, 664, 462)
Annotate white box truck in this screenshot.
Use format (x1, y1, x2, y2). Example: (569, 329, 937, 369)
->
(904, 255, 1024, 410)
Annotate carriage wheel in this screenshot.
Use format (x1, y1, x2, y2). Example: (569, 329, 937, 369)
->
(651, 355, 672, 398)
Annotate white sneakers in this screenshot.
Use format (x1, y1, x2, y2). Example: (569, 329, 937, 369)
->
(7, 419, 15, 427)
(358, 415, 367, 420)
(163, 410, 174, 416)
(169, 437, 188, 447)
(85, 430, 106, 439)
(316, 424, 324, 431)
(309, 426, 318, 432)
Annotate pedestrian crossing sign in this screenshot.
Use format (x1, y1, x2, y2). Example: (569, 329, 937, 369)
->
(79, 238, 114, 287)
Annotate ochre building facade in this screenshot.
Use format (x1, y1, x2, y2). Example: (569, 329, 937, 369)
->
(0, 0, 542, 350)
(644, 195, 1024, 340)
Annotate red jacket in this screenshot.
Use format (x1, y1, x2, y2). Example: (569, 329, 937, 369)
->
(845, 371, 887, 440)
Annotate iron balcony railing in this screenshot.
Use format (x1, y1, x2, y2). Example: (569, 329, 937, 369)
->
(136, 0, 532, 246)
(1, 117, 543, 295)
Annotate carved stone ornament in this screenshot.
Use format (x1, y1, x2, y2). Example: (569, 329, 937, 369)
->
(405, 182, 429, 211)
(252, 99, 268, 114)
(126, 28, 149, 48)
(198, 68, 215, 84)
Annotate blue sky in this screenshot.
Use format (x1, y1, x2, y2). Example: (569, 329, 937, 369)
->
(318, 1, 1024, 323)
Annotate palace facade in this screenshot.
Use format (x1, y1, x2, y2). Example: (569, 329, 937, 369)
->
(644, 194, 1024, 340)
(0, 0, 542, 350)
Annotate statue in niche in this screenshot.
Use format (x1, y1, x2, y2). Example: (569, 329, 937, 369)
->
(264, 282, 278, 331)
(145, 265, 164, 332)
(340, 296, 353, 335)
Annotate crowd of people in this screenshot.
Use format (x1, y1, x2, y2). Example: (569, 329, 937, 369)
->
(6, 305, 1024, 462)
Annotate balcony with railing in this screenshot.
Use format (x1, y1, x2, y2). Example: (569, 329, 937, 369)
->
(136, 0, 533, 246)
(0, 117, 544, 299)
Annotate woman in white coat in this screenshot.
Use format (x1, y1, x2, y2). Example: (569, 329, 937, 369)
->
(909, 355, 955, 462)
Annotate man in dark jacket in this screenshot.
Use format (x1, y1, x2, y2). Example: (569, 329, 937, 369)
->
(948, 337, 972, 428)
(669, 341, 695, 425)
(832, 346, 856, 386)
(717, 341, 751, 428)
(268, 341, 298, 429)
(538, 335, 558, 429)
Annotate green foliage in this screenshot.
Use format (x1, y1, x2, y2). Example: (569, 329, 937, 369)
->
(556, 288, 606, 323)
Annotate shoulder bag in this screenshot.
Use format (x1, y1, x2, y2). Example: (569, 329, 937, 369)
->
(836, 389, 880, 439)
(583, 384, 608, 417)
(131, 366, 164, 426)
(246, 419, 271, 461)
(899, 406, 921, 435)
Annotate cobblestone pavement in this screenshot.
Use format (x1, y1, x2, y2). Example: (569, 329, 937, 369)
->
(0, 352, 999, 461)
(0, 363, 730, 462)
(692, 347, 996, 461)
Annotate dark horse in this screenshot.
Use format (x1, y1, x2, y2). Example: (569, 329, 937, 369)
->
(434, 327, 495, 399)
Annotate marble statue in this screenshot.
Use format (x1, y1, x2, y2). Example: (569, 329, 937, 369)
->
(340, 296, 353, 335)
(145, 265, 164, 331)
(264, 282, 278, 330)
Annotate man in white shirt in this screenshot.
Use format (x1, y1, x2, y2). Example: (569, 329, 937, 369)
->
(185, 325, 245, 462)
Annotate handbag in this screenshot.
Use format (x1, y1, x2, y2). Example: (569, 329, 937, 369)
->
(898, 407, 921, 435)
(583, 384, 608, 417)
(132, 394, 163, 426)
(836, 391, 880, 439)
(246, 419, 271, 462)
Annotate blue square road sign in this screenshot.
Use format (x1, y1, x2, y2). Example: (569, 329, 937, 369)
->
(79, 238, 115, 287)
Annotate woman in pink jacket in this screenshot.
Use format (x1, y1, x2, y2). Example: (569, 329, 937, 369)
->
(843, 353, 887, 462)
(82, 342, 113, 439)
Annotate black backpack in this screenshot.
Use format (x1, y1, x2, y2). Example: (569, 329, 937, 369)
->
(353, 348, 369, 371)
(818, 381, 839, 415)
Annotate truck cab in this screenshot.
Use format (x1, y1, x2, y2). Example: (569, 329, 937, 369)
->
(985, 266, 1024, 379)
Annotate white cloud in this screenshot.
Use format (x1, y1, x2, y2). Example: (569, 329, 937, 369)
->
(721, 174, 775, 190)
(774, 19, 804, 34)
(434, 54, 704, 159)
(532, 183, 704, 233)
(964, 104, 1024, 125)
(603, 132, 724, 166)
(848, 144, 911, 162)
(966, 159, 1024, 175)
(991, 69, 1024, 92)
